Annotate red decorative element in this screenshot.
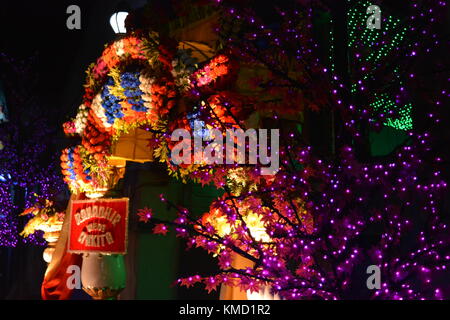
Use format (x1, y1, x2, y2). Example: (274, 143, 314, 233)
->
(204, 276, 220, 293)
(68, 198, 129, 254)
(41, 194, 87, 300)
(153, 223, 169, 235)
(137, 207, 153, 223)
(41, 252, 82, 300)
(190, 54, 238, 93)
(81, 111, 113, 161)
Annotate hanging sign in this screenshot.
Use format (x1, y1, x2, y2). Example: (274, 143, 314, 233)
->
(68, 198, 129, 254)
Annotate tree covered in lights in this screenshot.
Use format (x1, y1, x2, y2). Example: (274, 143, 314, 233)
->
(0, 54, 66, 247)
(132, 0, 450, 299)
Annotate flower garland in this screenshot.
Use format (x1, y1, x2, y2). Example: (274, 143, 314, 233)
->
(102, 76, 125, 124)
(61, 31, 243, 196)
(190, 54, 237, 90)
(60, 146, 93, 193)
(62, 32, 177, 193)
(171, 49, 198, 91)
(84, 35, 149, 96)
(146, 54, 246, 183)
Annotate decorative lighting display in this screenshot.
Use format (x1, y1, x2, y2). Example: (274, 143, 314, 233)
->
(0, 55, 65, 247)
(61, 32, 239, 193)
(0, 80, 7, 123)
(347, 1, 407, 64)
(0, 81, 15, 246)
(370, 93, 413, 131)
(46, 0, 450, 300)
(345, 0, 413, 131)
(133, 0, 450, 300)
(20, 198, 65, 239)
(0, 135, 64, 247)
(0, 179, 18, 247)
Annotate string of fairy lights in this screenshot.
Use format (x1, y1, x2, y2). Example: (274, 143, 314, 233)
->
(344, 0, 413, 131)
(370, 93, 413, 131)
(160, 0, 449, 299)
(347, 1, 407, 64)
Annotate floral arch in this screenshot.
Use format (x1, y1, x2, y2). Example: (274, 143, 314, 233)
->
(60, 32, 243, 196)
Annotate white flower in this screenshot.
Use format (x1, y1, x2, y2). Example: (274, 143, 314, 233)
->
(74, 104, 88, 134)
(139, 73, 154, 105)
(91, 94, 112, 129)
(115, 40, 125, 56)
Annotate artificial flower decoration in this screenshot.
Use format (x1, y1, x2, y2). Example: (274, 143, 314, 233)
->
(61, 30, 239, 194)
(137, 207, 153, 223)
(152, 223, 169, 235)
(20, 198, 65, 238)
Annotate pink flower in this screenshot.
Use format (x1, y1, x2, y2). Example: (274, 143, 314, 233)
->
(153, 223, 168, 235)
(179, 275, 201, 288)
(137, 207, 153, 223)
(92, 59, 108, 77)
(204, 276, 220, 293)
(218, 252, 232, 269)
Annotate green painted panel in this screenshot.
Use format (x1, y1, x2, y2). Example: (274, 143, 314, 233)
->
(134, 173, 222, 299)
(369, 126, 408, 157)
(135, 174, 183, 299)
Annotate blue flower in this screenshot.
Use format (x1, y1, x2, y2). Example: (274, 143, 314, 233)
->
(101, 77, 124, 124)
(120, 72, 148, 113)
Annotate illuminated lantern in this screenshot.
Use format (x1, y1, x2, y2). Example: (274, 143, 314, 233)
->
(110, 128, 154, 164)
(41, 219, 64, 264)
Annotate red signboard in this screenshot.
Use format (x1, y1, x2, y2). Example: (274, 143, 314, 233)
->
(68, 198, 129, 254)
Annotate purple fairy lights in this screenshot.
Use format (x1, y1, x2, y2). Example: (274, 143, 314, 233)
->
(0, 54, 65, 247)
(132, 0, 450, 299)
